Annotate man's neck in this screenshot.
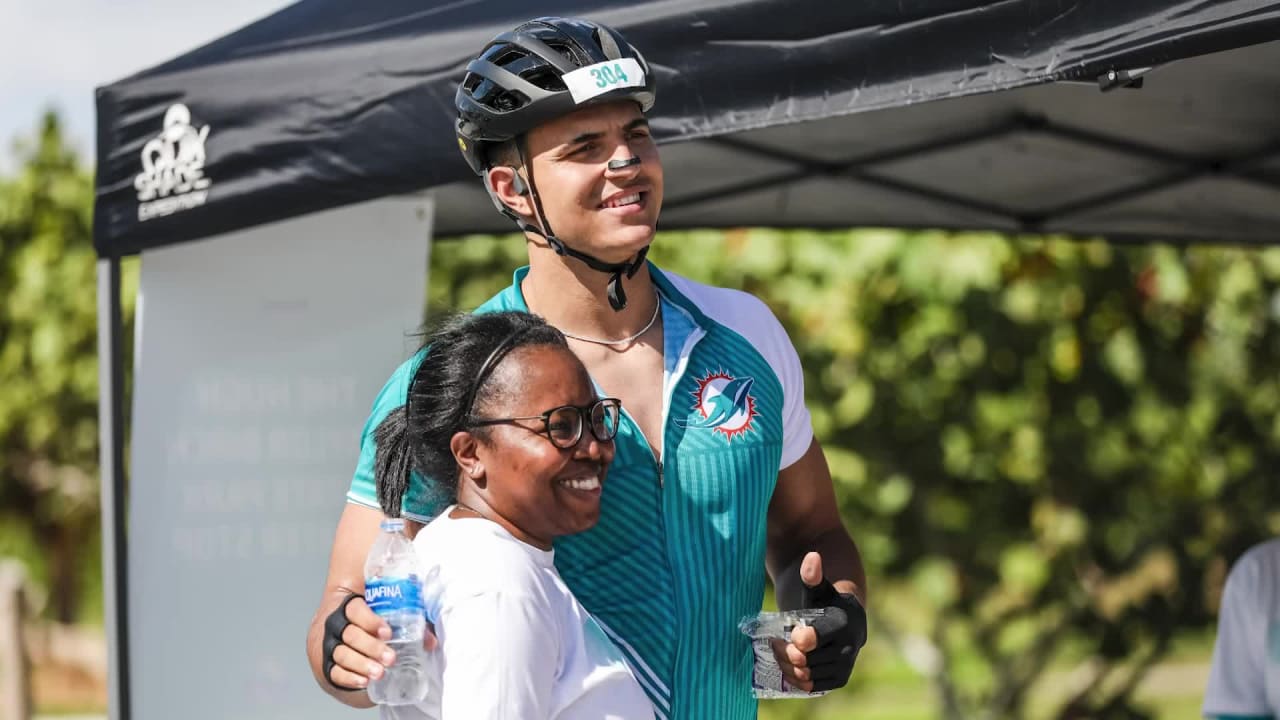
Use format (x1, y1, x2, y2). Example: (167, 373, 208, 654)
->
(521, 244, 658, 341)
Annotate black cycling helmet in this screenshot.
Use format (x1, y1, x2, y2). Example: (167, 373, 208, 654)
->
(454, 17, 658, 312)
(455, 17, 656, 175)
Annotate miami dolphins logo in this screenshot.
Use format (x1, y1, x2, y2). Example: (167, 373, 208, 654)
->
(677, 370, 758, 441)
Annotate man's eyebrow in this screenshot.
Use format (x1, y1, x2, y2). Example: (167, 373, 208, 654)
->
(565, 119, 650, 146)
(567, 131, 604, 146)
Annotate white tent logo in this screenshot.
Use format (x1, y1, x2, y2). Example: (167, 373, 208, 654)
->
(134, 103, 212, 221)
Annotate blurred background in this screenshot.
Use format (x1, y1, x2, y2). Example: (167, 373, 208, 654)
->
(4, 2, 1280, 719)
(4, 108, 1279, 718)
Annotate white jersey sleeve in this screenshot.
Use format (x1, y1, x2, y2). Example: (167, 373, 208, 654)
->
(1204, 539, 1280, 719)
(663, 273, 815, 470)
(437, 588, 560, 719)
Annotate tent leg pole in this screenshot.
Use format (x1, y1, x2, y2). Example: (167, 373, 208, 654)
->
(97, 257, 131, 720)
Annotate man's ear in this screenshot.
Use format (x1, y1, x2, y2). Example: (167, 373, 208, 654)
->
(487, 165, 533, 217)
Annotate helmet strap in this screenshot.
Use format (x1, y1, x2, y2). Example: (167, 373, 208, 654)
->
(512, 137, 648, 312)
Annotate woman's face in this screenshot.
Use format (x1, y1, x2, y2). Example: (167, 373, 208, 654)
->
(465, 344, 615, 547)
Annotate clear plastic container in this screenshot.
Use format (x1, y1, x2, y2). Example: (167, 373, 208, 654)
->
(739, 609, 832, 699)
(364, 518, 428, 705)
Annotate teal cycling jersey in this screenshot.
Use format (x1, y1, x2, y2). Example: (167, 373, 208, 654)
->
(347, 264, 814, 720)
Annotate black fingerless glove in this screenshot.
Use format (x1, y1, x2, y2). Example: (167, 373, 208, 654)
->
(322, 592, 366, 692)
(801, 577, 868, 692)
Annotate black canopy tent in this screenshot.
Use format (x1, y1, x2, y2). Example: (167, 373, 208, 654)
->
(92, 1, 1280, 717)
(96, 0, 1280, 253)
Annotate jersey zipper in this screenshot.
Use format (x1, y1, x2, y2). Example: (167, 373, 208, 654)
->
(654, 303, 706, 717)
(621, 407, 665, 487)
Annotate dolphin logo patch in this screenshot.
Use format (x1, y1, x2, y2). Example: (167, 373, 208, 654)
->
(678, 370, 759, 441)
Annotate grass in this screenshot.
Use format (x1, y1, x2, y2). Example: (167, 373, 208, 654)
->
(757, 606, 1215, 720)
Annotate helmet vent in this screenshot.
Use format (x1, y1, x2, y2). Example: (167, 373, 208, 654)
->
(548, 40, 588, 66)
(492, 48, 525, 67)
(525, 67, 568, 92)
(593, 27, 622, 60)
(490, 89, 529, 112)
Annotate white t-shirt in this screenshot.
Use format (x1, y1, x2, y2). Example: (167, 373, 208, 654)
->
(387, 510, 655, 720)
(1204, 538, 1280, 719)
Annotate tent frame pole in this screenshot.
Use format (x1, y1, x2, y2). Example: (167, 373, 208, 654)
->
(96, 256, 131, 720)
(675, 116, 1280, 234)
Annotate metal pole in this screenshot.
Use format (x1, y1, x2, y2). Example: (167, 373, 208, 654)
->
(0, 560, 32, 720)
(96, 257, 131, 720)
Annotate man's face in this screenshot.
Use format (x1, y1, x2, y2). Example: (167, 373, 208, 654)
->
(523, 101, 663, 263)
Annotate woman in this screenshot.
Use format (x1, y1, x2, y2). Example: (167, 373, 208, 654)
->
(374, 311, 655, 720)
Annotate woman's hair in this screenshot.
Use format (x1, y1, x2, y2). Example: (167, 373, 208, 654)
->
(374, 311, 569, 517)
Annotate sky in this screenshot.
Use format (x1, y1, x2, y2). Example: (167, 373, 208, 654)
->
(0, 0, 294, 172)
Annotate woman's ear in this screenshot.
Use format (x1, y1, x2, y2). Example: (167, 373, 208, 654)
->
(451, 430, 485, 483)
(487, 165, 533, 217)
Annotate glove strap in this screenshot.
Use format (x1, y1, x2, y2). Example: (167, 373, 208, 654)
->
(322, 592, 366, 692)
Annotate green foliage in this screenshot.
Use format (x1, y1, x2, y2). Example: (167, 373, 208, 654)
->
(0, 111, 131, 623)
(427, 228, 1280, 718)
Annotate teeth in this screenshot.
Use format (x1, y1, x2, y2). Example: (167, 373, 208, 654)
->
(559, 476, 601, 491)
(602, 193, 641, 209)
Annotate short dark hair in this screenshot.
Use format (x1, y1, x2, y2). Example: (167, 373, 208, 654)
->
(484, 138, 521, 171)
(374, 311, 568, 518)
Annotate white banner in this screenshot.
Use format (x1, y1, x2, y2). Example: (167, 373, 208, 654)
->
(127, 196, 433, 719)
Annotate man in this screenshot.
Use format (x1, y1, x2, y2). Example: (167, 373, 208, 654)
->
(306, 17, 867, 719)
(1204, 538, 1280, 720)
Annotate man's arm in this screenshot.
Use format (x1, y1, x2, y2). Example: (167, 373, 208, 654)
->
(1203, 545, 1274, 720)
(764, 436, 867, 693)
(766, 437, 866, 608)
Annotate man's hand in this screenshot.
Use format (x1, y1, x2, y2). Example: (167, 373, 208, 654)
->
(321, 592, 439, 692)
(772, 552, 867, 693)
(307, 504, 436, 706)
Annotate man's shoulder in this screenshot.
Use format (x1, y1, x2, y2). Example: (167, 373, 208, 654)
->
(657, 268, 771, 315)
(472, 270, 528, 315)
(1242, 537, 1280, 563)
(1232, 538, 1280, 583)
(655, 267, 780, 341)
(378, 347, 428, 401)
(1222, 537, 1280, 614)
(379, 279, 525, 400)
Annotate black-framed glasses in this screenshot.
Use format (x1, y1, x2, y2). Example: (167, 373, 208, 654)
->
(469, 398, 622, 449)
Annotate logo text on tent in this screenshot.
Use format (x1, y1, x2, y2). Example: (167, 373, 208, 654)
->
(134, 103, 212, 222)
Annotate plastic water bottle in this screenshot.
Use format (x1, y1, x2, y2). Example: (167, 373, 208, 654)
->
(739, 609, 832, 699)
(364, 518, 429, 705)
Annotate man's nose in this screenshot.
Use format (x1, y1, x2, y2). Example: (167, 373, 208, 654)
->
(604, 146, 642, 176)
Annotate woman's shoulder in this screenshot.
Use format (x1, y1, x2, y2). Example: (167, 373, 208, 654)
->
(415, 512, 557, 599)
